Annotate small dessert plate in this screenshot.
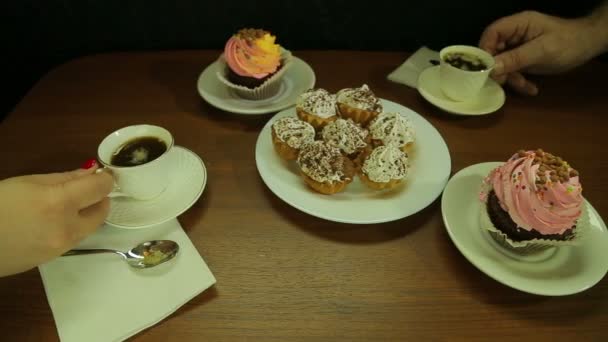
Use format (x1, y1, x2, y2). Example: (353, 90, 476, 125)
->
(442, 162, 608, 296)
(417, 66, 505, 115)
(197, 56, 316, 115)
(105, 146, 207, 229)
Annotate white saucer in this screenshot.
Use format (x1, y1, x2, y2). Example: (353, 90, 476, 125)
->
(442, 162, 608, 296)
(417, 66, 505, 115)
(255, 99, 451, 224)
(105, 146, 207, 229)
(197, 56, 316, 115)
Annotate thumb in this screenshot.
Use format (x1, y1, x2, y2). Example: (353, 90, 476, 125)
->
(60, 170, 114, 210)
(493, 39, 545, 76)
(28, 168, 96, 185)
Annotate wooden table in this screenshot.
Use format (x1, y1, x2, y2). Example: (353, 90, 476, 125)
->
(0, 51, 606, 341)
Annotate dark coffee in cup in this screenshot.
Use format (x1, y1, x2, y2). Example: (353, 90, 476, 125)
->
(443, 52, 488, 71)
(111, 136, 167, 167)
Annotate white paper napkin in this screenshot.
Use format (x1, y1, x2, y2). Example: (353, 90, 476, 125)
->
(387, 46, 440, 88)
(39, 219, 216, 342)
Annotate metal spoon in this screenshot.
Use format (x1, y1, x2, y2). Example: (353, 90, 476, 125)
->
(62, 240, 179, 268)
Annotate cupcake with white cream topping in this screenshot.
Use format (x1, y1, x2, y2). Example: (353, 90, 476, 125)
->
(359, 145, 410, 190)
(368, 112, 415, 152)
(321, 118, 369, 165)
(296, 88, 338, 130)
(271, 117, 316, 161)
(297, 141, 355, 195)
(336, 84, 382, 126)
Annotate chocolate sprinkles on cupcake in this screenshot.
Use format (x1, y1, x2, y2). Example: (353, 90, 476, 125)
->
(479, 149, 586, 253)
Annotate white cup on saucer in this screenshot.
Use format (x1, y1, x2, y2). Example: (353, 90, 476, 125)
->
(97, 125, 174, 200)
(439, 45, 495, 102)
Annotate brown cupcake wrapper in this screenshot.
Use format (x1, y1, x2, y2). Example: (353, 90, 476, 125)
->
(358, 171, 404, 190)
(271, 128, 299, 161)
(349, 148, 369, 170)
(216, 49, 293, 100)
(337, 103, 380, 127)
(296, 107, 337, 130)
(478, 194, 589, 254)
(300, 173, 353, 195)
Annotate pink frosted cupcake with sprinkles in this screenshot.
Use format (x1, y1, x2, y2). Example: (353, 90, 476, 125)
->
(479, 149, 588, 254)
(217, 28, 292, 99)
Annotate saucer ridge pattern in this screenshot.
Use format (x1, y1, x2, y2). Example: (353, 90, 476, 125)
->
(417, 66, 505, 116)
(197, 57, 316, 115)
(106, 146, 207, 228)
(442, 162, 608, 295)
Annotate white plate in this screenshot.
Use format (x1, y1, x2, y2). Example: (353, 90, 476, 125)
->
(255, 99, 451, 224)
(442, 162, 608, 296)
(197, 56, 316, 115)
(418, 66, 505, 115)
(105, 146, 207, 229)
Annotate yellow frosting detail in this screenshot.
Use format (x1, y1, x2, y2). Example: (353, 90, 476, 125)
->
(255, 34, 280, 55)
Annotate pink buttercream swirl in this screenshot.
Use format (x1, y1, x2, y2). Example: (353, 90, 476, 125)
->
(223, 29, 281, 79)
(489, 151, 583, 235)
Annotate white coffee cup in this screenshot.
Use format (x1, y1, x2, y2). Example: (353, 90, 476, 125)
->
(97, 125, 174, 200)
(439, 45, 495, 102)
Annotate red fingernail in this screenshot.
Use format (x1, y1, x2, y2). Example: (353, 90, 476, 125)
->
(81, 158, 97, 169)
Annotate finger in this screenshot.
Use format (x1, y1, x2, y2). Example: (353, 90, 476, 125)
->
(479, 24, 501, 55)
(60, 170, 114, 210)
(492, 39, 545, 77)
(506, 72, 539, 96)
(479, 12, 532, 54)
(491, 73, 508, 85)
(496, 41, 506, 53)
(76, 198, 111, 238)
(506, 21, 528, 47)
(29, 167, 96, 185)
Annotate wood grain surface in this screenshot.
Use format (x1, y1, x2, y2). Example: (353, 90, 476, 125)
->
(0, 51, 606, 341)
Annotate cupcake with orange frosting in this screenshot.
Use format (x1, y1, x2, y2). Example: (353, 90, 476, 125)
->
(217, 28, 292, 99)
(480, 149, 587, 254)
(336, 84, 383, 126)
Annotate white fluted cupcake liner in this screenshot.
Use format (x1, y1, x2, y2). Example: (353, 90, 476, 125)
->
(216, 49, 293, 100)
(478, 188, 589, 255)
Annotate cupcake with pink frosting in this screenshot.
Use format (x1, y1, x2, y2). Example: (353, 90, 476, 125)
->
(217, 28, 292, 99)
(480, 149, 587, 254)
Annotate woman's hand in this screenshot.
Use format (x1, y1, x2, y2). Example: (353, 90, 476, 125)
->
(0, 165, 113, 277)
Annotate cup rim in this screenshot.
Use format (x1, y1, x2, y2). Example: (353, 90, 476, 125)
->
(97, 124, 174, 170)
(439, 45, 495, 73)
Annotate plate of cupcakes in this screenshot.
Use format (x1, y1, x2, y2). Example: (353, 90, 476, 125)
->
(442, 150, 608, 295)
(255, 84, 451, 224)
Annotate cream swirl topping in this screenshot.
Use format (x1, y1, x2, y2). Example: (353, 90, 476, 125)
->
(368, 112, 415, 147)
(272, 117, 315, 149)
(296, 88, 337, 118)
(321, 118, 368, 154)
(224, 28, 281, 79)
(336, 84, 382, 112)
(297, 141, 349, 183)
(489, 150, 583, 235)
(362, 145, 409, 183)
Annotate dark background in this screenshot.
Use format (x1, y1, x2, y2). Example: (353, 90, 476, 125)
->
(1, 0, 603, 120)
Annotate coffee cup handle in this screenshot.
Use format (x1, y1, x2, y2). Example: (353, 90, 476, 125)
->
(95, 167, 130, 198)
